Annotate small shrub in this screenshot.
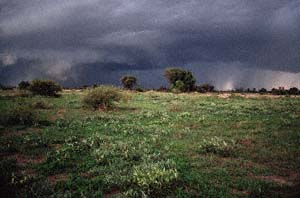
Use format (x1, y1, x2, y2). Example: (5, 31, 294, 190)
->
(198, 137, 235, 157)
(121, 75, 137, 90)
(133, 160, 178, 194)
(29, 79, 62, 96)
(83, 86, 124, 110)
(0, 105, 37, 126)
(18, 81, 31, 90)
(31, 100, 53, 109)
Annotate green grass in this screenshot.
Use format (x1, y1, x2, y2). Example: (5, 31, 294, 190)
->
(0, 90, 299, 197)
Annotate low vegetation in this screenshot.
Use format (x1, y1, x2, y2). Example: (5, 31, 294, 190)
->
(0, 105, 38, 127)
(0, 89, 299, 197)
(198, 137, 236, 157)
(29, 79, 62, 96)
(83, 86, 125, 110)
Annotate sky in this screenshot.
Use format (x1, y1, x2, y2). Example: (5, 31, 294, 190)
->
(0, 0, 300, 89)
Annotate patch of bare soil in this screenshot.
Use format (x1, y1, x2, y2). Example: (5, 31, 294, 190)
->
(255, 175, 294, 186)
(11, 154, 45, 167)
(48, 173, 69, 184)
(80, 172, 92, 178)
(63, 89, 84, 94)
(24, 168, 37, 177)
(49, 108, 66, 121)
(254, 173, 300, 188)
(237, 138, 253, 146)
(217, 93, 232, 98)
(216, 93, 300, 99)
(56, 108, 66, 117)
(278, 184, 300, 198)
(249, 171, 300, 197)
(169, 105, 182, 112)
(240, 93, 281, 99)
(231, 189, 250, 197)
(104, 188, 121, 198)
(50, 143, 62, 149)
(2, 128, 42, 137)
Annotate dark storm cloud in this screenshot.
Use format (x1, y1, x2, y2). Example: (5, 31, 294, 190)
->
(0, 0, 300, 88)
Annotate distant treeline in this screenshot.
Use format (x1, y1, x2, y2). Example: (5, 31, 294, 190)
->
(1, 67, 299, 95)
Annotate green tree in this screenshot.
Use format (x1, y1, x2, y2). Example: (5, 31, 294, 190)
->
(164, 68, 196, 92)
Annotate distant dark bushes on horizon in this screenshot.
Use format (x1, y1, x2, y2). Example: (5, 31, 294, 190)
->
(1, 83, 299, 96)
(0, 67, 299, 95)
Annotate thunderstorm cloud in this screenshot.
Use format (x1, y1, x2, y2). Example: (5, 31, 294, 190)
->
(0, 0, 300, 89)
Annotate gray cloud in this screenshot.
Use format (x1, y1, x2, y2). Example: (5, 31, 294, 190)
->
(0, 0, 300, 88)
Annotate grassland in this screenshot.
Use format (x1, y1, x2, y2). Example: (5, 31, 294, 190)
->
(0, 90, 299, 197)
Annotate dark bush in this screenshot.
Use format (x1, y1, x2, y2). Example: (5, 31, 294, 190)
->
(164, 68, 196, 92)
(29, 79, 62, 96)
(82, 85, 89, 89)
(135, 87, 144, 92)
(245, 88, 258, 93)
(83, 86, 125, 110)
(18, 81, 31, 90)
(157, 86, 169, 92)
(0, 85, 15, 90)
(234, 88, 245, 93)
(271, 88, 288, 95)
(196, 83, 215, 93)
(121, 75, 137, 90)
(288, 87, 299, 95)
(259, 88, 268, 94)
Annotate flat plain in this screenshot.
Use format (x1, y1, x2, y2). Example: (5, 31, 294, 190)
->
(0, 90, 299, 197)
